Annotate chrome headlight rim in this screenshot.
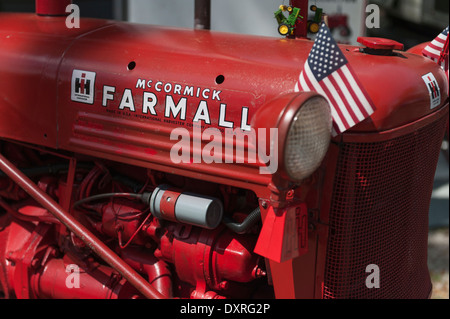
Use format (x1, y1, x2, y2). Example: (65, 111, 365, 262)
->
(281, 95, 332, 182)
(250, 92, 332, 184)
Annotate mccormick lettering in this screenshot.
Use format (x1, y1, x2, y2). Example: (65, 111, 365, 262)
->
(135, 79, 222, 101)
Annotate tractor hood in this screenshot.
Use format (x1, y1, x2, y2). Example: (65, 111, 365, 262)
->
(0, 13, 448, 188)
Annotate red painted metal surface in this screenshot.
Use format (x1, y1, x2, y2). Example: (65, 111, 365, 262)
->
(149, 219, 263, 298)
(31, 257, 140, 299)
(254, 202, 307, 263)
(0, 14, 446, 189)
(0, 4, 448, 299)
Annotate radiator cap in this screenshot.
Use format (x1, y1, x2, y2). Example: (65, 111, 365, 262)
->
(357, 37, 404, 55)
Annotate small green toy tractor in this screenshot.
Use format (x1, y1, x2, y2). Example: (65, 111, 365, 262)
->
(307, 5, 322, 34)
(274, 5, 303, 36)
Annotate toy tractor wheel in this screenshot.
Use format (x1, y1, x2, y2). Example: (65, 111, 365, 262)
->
(310, 5, 317, 12)
(308, 21, 320, 34)
(278, 23, 291, 36)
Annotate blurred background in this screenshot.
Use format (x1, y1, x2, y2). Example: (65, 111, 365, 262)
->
(1, 0, 448, 46)
(0, 0, 448, 299)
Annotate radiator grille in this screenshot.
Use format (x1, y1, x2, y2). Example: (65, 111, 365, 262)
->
(323, 113, 448, 299)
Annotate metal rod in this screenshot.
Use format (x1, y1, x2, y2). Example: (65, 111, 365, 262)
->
(0, 153, 165, 300)
(195, 0, 211, 30)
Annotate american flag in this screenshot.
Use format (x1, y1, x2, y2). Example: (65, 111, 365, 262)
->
(422, 26, 449, 80)
(295, 23, 376, 136)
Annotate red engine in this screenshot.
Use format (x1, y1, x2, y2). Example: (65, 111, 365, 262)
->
(0, 0, 448, 300)
(0, 155, 266, 299)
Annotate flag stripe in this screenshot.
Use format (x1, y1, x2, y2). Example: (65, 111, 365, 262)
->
(299, 71, 310, 92)
(322, 76, 357, 127)
(438, 33, 448, 41)
(432, 38, 445, 47)
(320, 78, 353, 130)
(303, 65, 347, 134)
(331, 126, 338, 137)
(331, 71, 363, 121)
(304, 64, 348, 133)
(340, 65, 376, 116)
(337, 68, 371, 119)
(423, 27, 449, 78)
(329, 71, 365, 122)
(303, 62, 348, 133)
(424, 46, 442, 58)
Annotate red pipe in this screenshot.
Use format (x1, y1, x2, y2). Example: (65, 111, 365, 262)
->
(36, 0, 72, 16)
(194, 0, 211, 30)
(0, 153, 165, 300)
(120, 247, 173, 298)
(290, 0, 309, 39)
(31, 258, 136, 299)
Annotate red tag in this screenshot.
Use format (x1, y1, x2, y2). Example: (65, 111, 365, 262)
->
(254, 203, 308, 263)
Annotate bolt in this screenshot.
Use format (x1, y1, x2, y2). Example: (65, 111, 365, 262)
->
(219, 281, 229, 290)
(6, 251, 13, 261)
(50, 248, 58, 257)
(31, 258, 40, 269)
(254, 266, 267, 278)
(286, 189, 294, 199)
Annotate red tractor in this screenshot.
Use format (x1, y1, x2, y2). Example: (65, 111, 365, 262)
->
(0, 0, 448, 300)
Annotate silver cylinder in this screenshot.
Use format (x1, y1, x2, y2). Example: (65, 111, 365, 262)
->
(149, 185, 223, 229)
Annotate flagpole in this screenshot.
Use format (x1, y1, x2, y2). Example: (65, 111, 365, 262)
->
(438, 36, 449, 66)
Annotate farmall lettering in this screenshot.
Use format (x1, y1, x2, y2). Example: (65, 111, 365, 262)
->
(97, 77, 252, 131)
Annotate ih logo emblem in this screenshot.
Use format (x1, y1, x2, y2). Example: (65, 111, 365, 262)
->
(71, 70, 96, 104)
(422, 72, 441, 109)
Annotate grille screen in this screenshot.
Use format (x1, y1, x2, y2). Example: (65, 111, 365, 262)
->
(323, 113, 448, 299)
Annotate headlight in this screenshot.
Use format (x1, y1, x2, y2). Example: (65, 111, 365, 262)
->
(251, 92, 332, 184)
(284, 96, 332, 181)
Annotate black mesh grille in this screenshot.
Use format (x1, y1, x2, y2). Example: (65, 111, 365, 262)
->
(323, 113, 448, 299)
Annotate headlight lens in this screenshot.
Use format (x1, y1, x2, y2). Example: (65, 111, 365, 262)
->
(284, 96, 332, 181)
